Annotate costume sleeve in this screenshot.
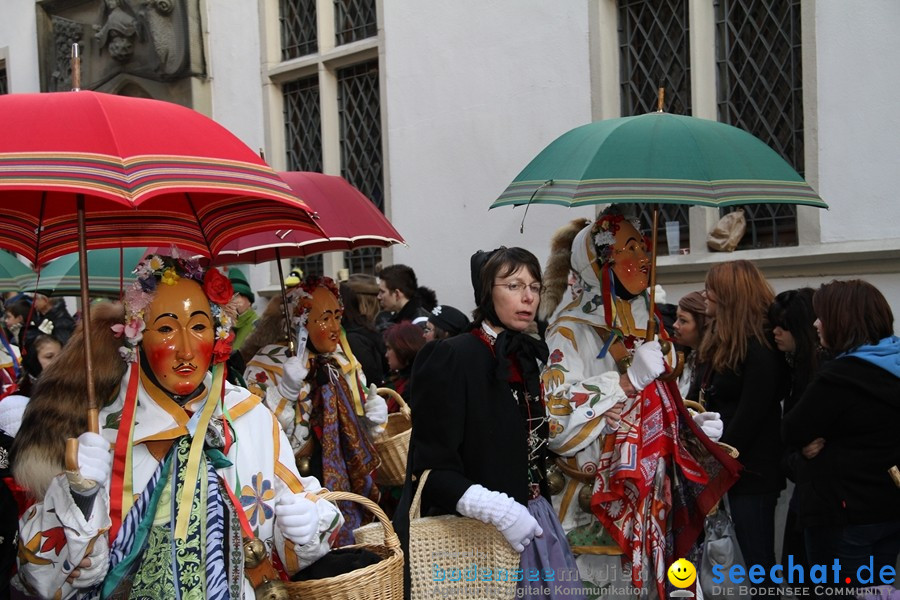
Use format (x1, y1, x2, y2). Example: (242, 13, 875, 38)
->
(408, 340, 474, 512)
(244, 351, 312, 456)
(16, 475, 111, 599)
(268, 411, 343, 573)
(542, 321, 628, 457)
(719, 341, 785, 452)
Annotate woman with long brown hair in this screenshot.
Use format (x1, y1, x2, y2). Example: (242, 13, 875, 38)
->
(699, 260, 789, 578)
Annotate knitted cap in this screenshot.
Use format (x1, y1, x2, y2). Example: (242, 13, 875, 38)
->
(428, 305, 471, 336)
(228, 268, 254, 303)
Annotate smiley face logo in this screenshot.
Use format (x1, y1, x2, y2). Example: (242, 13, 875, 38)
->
(667, 558, 697, 589)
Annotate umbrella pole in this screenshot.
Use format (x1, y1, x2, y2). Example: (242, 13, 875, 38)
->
(645, 205, 660, 343)
(646, 204, 684, 381)
(76, 194, 99, 433)
(274, 249, 295, 357)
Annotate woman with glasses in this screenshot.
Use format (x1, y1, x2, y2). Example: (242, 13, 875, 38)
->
(394, 246, 581, 599)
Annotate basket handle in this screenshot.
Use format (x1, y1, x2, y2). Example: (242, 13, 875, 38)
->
(376, 386, 410, 416)
(408, 469, 431, 522)
(313, 490, 402, 551)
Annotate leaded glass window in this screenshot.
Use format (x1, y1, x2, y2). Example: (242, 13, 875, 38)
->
(716, 0, 803, 249)
(618, 0, 691, 251)
(0, 61, 7, 95)
(636, 205, 691, 256)
(335, 0, 377, 46)
(280, 0, 318, 60)
(618, 0, 691, 116)
(338, 60, 383, 275)
(284, 76, 324, 276)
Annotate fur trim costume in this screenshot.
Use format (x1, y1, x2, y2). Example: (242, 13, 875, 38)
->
(12, 256, 342, 599)
(541, 210, 739, 596)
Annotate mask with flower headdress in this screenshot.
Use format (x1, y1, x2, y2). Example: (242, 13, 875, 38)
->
(113, 252, 238, 395)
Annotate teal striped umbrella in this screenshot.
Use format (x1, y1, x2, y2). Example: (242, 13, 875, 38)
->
(0, 251, 32, 292)
(23, 247, 147, 298)
(492, 112, 826, 209)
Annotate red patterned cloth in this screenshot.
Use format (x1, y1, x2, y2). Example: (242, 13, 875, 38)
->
(591, 378, 740, 597)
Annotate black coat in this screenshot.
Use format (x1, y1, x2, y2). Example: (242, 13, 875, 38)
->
(782, 356, 900, 527)
(344, 323, 385, 387)
(704, 337, 789, 495)
(393, 332, 539, 542)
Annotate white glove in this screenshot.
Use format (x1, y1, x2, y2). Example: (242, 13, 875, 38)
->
(456, 484, 543, 553)
(274, 493, 319, 546)
(693, 411, 723, 442)
(626, 341, 665, 392)
(364, 384, 388, 435)
(278, 352, 309, 400)
(76, 432, 113, 485)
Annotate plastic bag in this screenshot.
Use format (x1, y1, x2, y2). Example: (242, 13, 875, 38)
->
(706, 209, 746, 252)
(699, 507, 746, 599)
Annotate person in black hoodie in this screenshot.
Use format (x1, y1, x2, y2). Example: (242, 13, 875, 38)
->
(782, 280, 900, 592)
(699, 260, 789, 580)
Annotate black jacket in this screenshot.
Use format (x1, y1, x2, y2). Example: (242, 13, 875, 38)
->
(704, 337, 789, 495)
(393, 332, 540, 540)
(782, 356, 900, 527)
(344, 323, 385, 387)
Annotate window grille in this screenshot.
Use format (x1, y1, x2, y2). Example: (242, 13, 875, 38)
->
(636, 205, 691, 256)
(716, 0, 803, 249)
(335, 0, 377, 46)
(280, 0, 318, 60)
(338, 61, 383, 275)
(284, 76, 324, 277)
(618, 0, 692, 249)
(0, 61, 7, 95)
(618, 0, 691, 116)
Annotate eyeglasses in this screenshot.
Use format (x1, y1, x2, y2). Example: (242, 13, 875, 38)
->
(493, 282, 543, 295)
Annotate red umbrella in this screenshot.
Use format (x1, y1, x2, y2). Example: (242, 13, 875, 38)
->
(0, 91, 325, 434)
(0, 92, 323, 266)
(211, 171, 404, 264)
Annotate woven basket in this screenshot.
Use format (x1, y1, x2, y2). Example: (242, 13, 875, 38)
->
(285, 491, 404, 600)
(408, 471, 520, 600)
(373, 387, 411, 487)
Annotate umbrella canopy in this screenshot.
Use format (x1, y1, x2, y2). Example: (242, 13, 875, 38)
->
(211, 171, 405, 265)
(0, 252, 33, 292)
(0, 91, 325, 266)
(22, 247, 147, 298)
(492, 112, 827, 209)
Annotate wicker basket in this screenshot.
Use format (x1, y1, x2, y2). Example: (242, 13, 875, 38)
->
(373, 387, 411, 487)
(285, 491, 404, 600)
(408, 471, 520, 600)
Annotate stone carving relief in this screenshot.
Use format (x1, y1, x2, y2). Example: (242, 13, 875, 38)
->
(37, 0, 204, 98)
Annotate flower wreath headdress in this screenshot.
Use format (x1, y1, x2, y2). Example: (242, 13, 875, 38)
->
(113, 250, 239, 363)
(590, 212, 643, 266)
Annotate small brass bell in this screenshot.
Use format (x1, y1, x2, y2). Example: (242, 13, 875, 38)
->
(296, 455, 312, 476)
(243, 538, 268, 569)
(255, 579, 290, 600)
(577, 483, 594, 513)
(546, 465, 565, 496)
(660, 340, 672, 355)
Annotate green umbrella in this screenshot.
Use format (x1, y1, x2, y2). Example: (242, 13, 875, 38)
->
(0, 251, 32, 292)
(491, 106, 827, 365)
(492, 111, 826, 210)
(24, 247, 147, 298)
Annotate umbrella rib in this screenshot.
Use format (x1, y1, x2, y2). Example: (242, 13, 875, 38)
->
(184, 192, 214, 257)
